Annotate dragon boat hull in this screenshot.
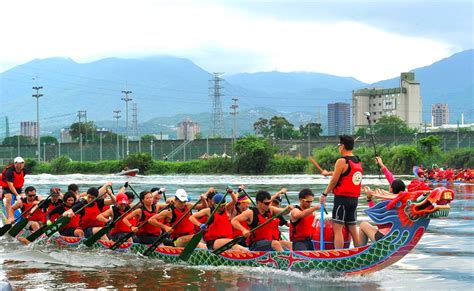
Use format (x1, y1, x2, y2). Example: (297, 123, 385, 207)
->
(33, 225, 424, 275)
(2, 187, 454, 275)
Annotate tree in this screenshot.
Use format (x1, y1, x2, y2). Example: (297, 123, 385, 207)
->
(141, 134, 156, 143)
(40, 136, 58, 144)
(299, 122, 323, 138)
(418, 135, 441, 154)
(69, 121, 97, 141)
(233, 135, 273, 174)
(269, 116, 295, 139)
(2, 135, 35, 146)
(253, 118, 270, 137)
(373, 115, 414, 136)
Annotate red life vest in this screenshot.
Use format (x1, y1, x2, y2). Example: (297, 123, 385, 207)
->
(42, 199, 63, 224)
(21, 198, 44, 222)
(137, 205, 161, 236)
(333, 156, 363, 198)
(63, 205, 80, 230)
(290, 205, 315, 241)
(248, 208, 279, 244)
(0, 165, 25, 189)
(170, 205, 195, 239)
(109, 205, 132, 236)
(203, 208, 233, 242)
(80, 201, 105, 229)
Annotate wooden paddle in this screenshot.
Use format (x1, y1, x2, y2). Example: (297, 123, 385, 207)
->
(142, 197, 202, 256)
(109, 204, 171, 251)
(178, 191, 230, 261)
(309, 157, 324, 173)
(83, 202, 142, 247)
(25, 191, 108, 243)
(213, 208, 290, 256)
(7, 192, 56, 237)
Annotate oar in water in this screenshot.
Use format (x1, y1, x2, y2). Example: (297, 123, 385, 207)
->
(213, 208, 290, 256)
(25, 191, 108, 243)
(7, 192, 56, 237)
(142, 198, 202, 257)
(83, 202, 142, 247)
(109, 204, 171, 251)
(178, 191, 230, 261)
(0, 196, 48, 237)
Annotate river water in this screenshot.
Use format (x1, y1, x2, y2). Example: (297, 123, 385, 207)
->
(0, 174, 472, 290)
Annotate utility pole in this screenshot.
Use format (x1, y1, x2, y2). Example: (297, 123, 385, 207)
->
(132, 103, 140, 152)
(121, 90, 132, 156)
(230, 97, 239, 144)
(307, 122, 311, 157)
(77, 110, 87, 162)
(32, 86, 43, 163)
(113, 110, 121, 160)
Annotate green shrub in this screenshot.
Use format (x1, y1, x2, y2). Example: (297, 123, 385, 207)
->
(442, 148, 474, 168)
(94, 160, 123, 173)
(234, 136, 272, 174)
(207, 158, 233, 174)
(267, 155, 306, 174)
(123, 153, 153, 174)
(50, 156, 72, 174)
(386, 145, 422, 174)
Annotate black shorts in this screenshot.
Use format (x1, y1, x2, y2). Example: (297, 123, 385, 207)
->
(250, 240, 274, 251)
(206, 239, 216, 250)
(293, 238, 315, 251)
(3, 188, 21, 195)
(332, 195, 358, 225)
(136, 234, 159, 244)
(109, 232, 130, 242)
(59, 228, 76, 237)
(375, 231, 384, 241)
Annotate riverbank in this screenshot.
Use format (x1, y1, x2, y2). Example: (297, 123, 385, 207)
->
(15, 143, 472, 176)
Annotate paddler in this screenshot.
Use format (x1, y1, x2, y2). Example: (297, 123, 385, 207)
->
(97, 193, 134, 242)
(122, 190, 163, 244)
(189, 188, 246, 251)
(148, 189, 206, 248)
(12, 186, 44, 232)
(75, 183, 116, 239)
(47, 191, 84, 237)
(231, 190, 292, 251)
(290, 188, 320, 251)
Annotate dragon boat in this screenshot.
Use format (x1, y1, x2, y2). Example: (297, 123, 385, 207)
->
(4, 187, 454, 275)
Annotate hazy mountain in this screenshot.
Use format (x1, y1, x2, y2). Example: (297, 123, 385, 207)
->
(0, 50, 472, 138)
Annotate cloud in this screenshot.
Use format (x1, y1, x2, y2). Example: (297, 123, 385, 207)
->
(0, 0, 460, 82)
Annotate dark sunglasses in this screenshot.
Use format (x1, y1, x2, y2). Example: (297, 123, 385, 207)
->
(302, 199, 314, 203)
(27, 194, 36, 197)
(262, 201, 271, 206)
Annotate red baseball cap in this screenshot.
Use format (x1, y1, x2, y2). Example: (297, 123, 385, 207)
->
(116, 193, 128, 204)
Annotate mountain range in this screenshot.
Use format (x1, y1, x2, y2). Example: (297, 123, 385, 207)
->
(0, 49, 472, 137)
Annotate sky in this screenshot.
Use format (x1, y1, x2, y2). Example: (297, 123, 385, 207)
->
(0, 0, 472, 83)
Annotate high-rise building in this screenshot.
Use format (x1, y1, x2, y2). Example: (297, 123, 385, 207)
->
(20, 121, 39, 138)
(60, 128, 73, 143)
(352, 72, 422, 131)
(328, 102, 351, 135)
(177, 118, 200, 140)
(432, 103, 449, 126)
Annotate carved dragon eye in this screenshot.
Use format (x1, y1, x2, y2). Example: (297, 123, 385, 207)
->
(416, 194, 426, 202)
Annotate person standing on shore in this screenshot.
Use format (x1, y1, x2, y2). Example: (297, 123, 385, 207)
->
(320, 135, 363, 249)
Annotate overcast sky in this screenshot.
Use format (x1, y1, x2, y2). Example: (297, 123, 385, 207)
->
(0, 0, 472, 83)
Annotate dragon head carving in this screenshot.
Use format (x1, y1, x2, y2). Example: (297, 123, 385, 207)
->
(366, 187, 454, 228)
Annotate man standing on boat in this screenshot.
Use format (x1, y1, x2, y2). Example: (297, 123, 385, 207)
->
(320, 135, 362, 249)
(1, 157, 26, 224)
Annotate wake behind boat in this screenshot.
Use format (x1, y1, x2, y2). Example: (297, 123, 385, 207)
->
(2, 187, 454, 275)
